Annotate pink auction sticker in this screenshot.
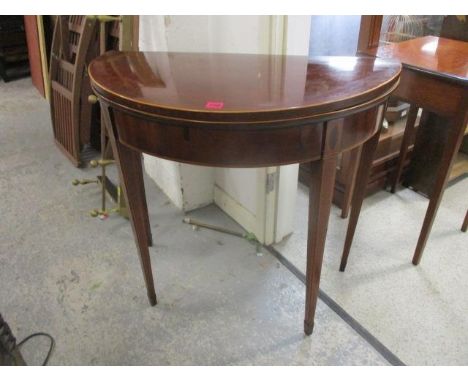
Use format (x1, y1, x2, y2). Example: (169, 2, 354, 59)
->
(205, 101, 224, 110)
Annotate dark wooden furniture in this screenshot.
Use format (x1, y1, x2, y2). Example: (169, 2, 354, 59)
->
(340, 36, 468, 271)
(89, 52, 400, 334)
(374, 36, 468, 196)
(0, 16, 30, 82)
(49, 16, 99, 166)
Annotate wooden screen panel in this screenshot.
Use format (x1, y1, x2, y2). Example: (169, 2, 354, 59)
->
(49, 15, 98, 166)
(51, 81, 75, 159)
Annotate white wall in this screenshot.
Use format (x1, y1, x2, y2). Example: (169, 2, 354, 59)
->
(163, 16, 272, 54)
(138, 15, 311, 243)
(139, 16, 218, 212)
(139, 15, 276, 214)
(286, 16, 313, 55)
(144, 157, 183, 209)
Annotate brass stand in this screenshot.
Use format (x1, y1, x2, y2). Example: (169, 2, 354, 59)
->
(72, 16, 128, 220)
(72, 145, 128, 219)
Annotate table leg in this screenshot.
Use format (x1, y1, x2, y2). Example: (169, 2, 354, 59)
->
(102, 106, 157, 305)
(340, 146, 361, 219)
(304, 154, 337, 335)
(462, 210, 468, 233)
(339, 130, 382, 272)
(412, 113, 468, 265)
(102, 109, 153, 247)
(390, 104, 419, 193)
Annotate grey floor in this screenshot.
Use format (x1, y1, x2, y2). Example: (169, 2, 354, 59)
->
(274, 175, 468, 365)
(1, 79, 391, 365)
(1, 78, 466, 366)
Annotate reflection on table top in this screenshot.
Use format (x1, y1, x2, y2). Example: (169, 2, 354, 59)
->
(367, 36, 468, 83)
(89, 51, 400, 119)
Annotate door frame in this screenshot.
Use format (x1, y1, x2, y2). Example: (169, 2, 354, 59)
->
(357, 15, 383, 53)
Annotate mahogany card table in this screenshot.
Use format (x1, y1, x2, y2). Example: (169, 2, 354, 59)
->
(89, 51, 400, 334)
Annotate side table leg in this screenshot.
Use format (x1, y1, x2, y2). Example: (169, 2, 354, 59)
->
(339, 130, 381, 272)
(340, 146, 361, 219)
(412, 111, 468, 265)
(102, 111, 153, 247)
(102, 106, 157, 306)
(462, 210, 468, 233)
(304, 154, 337, 335)
(390, 105, 419, 193)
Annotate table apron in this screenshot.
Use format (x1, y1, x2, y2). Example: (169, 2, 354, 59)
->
(107, 103, 386, 168)
(393, 68, 466, 117)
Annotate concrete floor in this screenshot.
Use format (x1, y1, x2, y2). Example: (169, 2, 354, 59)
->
(0, 79, 392, 365)
(274, 175, 468, 365)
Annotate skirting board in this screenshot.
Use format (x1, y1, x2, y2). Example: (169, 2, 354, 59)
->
(214, 184, 261, 242)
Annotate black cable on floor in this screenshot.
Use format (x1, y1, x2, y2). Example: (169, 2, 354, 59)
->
(18, 332, 55, 366)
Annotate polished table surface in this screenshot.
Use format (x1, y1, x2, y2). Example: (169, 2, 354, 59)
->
(89, 51, 400, 123)
(340, 37, 468, 271)
(368, 35, 468, 82)
(89, 52, 400, 334)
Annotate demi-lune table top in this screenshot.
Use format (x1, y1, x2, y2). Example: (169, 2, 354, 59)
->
(89, 51, 401, 123)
